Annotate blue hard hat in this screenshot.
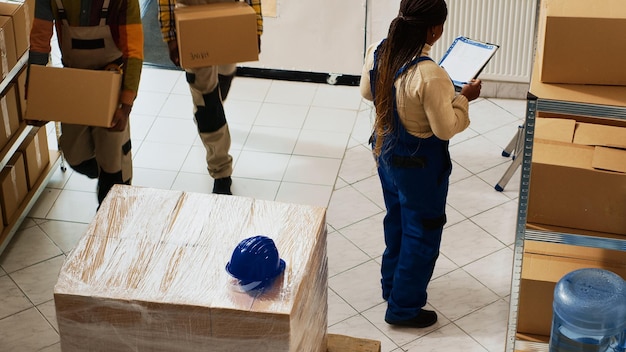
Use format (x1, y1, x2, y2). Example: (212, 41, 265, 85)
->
(225, 235, 286, 291)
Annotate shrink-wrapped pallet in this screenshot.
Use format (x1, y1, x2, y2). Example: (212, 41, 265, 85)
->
(54, 185, 328, 352)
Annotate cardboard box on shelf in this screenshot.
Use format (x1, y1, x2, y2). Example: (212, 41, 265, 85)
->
(54, 186, 328, 352)
(0, 15, 18, 77)
(17, 126, 49, 189)
(0, 1, 29, 58)
(536, 0, 626, 86)
(174, 2, 258, 68)
(528, 60, 626, 108)
(528, 117, 626, 236)
(516, 241, 626, 338)
(0, 151, 27, 225)
(25, 65, 121, 127)
(3, 0, 33, 26)
(0, 84, 21, 151)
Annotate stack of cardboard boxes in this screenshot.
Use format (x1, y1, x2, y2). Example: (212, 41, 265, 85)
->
(0, 0, 53, 242)
(515, 0, 626, 345)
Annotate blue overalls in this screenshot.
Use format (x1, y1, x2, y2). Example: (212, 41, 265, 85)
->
(370, 45, 452, 322)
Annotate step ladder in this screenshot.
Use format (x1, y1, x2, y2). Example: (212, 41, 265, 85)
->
(495, 124, 524, 191)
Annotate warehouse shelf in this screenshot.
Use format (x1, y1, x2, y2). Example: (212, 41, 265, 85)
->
(0, 52, 62, 255)
(505, 87, 626, 352)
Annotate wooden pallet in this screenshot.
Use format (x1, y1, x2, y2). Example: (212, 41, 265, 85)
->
(327, 334, 381, 352)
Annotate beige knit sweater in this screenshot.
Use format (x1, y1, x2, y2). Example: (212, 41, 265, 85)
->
(360, 41, 470, 141)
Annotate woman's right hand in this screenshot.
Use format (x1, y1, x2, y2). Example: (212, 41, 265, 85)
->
(461, 79, 482, 101)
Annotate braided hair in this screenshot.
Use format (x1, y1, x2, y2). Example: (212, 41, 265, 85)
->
(372, 0, 448, 158)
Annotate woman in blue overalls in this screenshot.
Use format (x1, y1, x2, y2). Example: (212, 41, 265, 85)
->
(360, 0, 481, 328)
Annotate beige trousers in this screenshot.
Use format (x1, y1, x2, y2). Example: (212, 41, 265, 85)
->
(186, 64, 235, 179)
(59, 123, 132, 182)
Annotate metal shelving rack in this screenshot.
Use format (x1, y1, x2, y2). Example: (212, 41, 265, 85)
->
(505, 93, 626, 352)
(0, 53, 63, 255)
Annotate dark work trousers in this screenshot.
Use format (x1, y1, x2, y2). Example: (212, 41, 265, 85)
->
(376, 131, 451, 322)
(371, 54, 451, 322)
(59, 123, 132, 205)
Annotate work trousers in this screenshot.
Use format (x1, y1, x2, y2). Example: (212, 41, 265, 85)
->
(185, 64, 235, 179)
(377, 137, 451, 322)
(59, 122, 132, 203)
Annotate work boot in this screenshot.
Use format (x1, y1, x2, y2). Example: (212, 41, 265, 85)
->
(385, 309, 438, 328)
(213, 176, 232, 195)
(97, 170, 129, 205)
(71, 158, 99, 179)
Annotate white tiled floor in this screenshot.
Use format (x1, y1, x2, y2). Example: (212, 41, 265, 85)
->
(0, 66, 525, 351)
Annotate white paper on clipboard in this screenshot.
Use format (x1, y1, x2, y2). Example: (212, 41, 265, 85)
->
(438, 36, 499, 88)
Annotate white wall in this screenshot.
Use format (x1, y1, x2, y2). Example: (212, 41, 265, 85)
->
(365, 0, 400, 47)
(243, 0, 367, 76)
(245, 0, 537, 83)
(366, 0, 538, 83)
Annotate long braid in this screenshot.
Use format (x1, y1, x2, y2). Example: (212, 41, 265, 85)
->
(372, 0, 447, 159)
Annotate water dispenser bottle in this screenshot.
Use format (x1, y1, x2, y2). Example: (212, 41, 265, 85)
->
(549, 268, 626, 352)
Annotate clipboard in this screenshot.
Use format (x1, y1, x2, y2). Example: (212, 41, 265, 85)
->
(438, 36, 500, 89)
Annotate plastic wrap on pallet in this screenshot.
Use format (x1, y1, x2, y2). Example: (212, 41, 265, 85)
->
(54, 185, 328, 352)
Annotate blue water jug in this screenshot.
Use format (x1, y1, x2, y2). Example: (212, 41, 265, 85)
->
(549, 268, 626, 352)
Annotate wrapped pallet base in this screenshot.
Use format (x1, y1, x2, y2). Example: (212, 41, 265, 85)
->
(54, 185, 328, 351)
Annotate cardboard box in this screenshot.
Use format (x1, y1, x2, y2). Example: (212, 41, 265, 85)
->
(0, 1, 29, 58)
(174, 2, 258, 68)
(529, 60, 626, 108)
(536, 0, 626, 85)
(0, 83, 20, 151)
(25, 65, 121, 127)
(0, 15, 17, 77)
(54, 186, 328, 352)
(4, 0, 32, 26)
(517, 241, 626, 338)
(17, 126, 49, 189)
(528, 118, 626, 235)
(0, 151, 27, 225)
